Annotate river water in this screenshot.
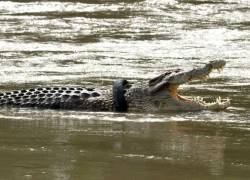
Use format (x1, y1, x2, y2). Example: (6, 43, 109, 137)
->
(0, 0, 250, 179)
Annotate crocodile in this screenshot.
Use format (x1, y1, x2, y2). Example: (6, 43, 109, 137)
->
(0, 60, 230, 112)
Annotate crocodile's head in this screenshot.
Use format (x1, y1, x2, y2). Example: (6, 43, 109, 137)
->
(126, 60, 230, 112)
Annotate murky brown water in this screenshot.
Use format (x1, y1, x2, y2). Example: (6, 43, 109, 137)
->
(0, 0, 250, 179)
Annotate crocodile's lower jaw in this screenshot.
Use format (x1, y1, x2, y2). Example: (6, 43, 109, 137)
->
(174, 90, 231, 111)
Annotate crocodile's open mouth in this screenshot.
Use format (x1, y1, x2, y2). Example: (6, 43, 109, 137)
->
(147, 60, 230, 110)
(168, 64, 230, 110)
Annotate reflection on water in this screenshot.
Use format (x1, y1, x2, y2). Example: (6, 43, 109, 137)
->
(0, 0, 250, 179)
(1, 108, 250, 179)
(1, 109, 250, 179)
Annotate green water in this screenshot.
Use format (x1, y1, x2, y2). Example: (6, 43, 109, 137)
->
(0, 0, 250, 179)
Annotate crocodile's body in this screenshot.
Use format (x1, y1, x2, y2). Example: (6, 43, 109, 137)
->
(0, 60, 230, 112)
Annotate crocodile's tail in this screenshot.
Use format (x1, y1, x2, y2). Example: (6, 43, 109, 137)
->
(0, 87, 100, 109)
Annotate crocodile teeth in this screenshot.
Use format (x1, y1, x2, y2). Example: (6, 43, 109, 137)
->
(216, 96, 221, 103)
(193, 96, 207, 105)
(193, 96, 230, 106)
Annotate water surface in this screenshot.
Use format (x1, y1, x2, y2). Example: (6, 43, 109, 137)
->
(0, 0, 250, 179)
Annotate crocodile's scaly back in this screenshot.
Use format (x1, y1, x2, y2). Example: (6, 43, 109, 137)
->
(0, 87, 113, 111)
